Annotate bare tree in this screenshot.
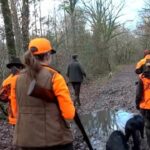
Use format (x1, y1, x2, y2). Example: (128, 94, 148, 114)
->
(22, 0, 29, 51)
(61, 0, 79, 53)
(82, 0, 125, 72)
(10, 0, 23, 55)
(137, 0, 150, 49)
(0, 0, 16, 59)
(38, 0, 43, 36)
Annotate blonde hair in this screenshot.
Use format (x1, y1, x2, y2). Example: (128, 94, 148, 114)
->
(23, 50, 41, 79)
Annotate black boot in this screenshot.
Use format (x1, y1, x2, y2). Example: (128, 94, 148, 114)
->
(74, 97, 81, 106)
(77, 98, 81, 106)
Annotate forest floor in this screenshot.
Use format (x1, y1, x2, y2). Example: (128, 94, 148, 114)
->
(0, 64, 149, 150)
(72, 64, 148, 150)
(78, 64, 137, 114)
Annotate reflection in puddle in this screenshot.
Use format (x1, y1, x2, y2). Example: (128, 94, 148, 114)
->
(79, 109, 133, 150)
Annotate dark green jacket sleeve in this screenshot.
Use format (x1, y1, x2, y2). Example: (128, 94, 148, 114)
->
(79, 63, 86, 77)
(66, 65, 70, 77)
(135, 79, 143, 108)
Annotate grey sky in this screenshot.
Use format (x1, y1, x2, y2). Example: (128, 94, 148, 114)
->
(39, 0, 145, 30)
(120, 0, 145, 29)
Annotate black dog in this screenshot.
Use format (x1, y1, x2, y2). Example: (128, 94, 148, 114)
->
(106, 130, 129, 150)
(125, 114, 144, 150)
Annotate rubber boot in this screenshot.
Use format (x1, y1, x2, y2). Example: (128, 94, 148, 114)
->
(145, 117, 150, 149)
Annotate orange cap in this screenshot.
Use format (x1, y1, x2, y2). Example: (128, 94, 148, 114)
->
(28, 38, 56, 55)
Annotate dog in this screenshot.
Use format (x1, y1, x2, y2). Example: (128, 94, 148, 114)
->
(108, 72, 113, 79)
(106, 130, 129, 150)
(125, 114, 144, 150)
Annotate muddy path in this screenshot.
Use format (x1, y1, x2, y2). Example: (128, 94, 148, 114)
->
(72, 64, 141, 150)
(78, 64, 137, 114)
(0, 64, 147, 150)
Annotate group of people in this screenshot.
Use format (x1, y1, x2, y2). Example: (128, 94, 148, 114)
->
(2, 37, 150, 150)
(0, 37, 86, 150)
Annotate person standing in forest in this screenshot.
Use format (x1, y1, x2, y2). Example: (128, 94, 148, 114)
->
(66, 54, 86, 106)
(135, 60, 150, 149)
(13, 38, 75, 150)
(0, 57, 24, 125)
(135, 49, 150, 75)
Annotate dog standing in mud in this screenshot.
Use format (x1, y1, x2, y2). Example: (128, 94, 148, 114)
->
(106, 130, 129, 150)
(125, 114, 144, 150)
(106, 114, 144, 150)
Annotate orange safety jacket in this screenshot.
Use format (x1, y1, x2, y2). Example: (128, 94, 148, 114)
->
(43, 65, 75, 119)
(139, 75, 150, 109)
(135, 54, 150, 74)
(0, 74, 18, 125)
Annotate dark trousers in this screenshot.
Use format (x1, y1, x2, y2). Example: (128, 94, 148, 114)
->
(71, 82, 81, 105)
(16, 143, 73, 150)
(140, 109, 150, 148)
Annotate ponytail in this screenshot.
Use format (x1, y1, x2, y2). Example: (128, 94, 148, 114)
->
(23, 50, 42, 79)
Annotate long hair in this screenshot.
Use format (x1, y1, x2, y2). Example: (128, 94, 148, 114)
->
(23, 50, 42, 79)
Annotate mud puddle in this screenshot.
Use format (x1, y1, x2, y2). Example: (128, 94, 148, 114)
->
(77, 109, 133, 150)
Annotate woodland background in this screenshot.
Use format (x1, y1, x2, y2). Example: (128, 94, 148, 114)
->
(0, 0, 149, 81)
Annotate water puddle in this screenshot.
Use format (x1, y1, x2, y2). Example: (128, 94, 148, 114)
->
(78, 109, 133, 150)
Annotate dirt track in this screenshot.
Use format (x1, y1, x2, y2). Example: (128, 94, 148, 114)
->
(79, 64, 137, 114)
(71, 64, 139, 150)
(0, 64, 148, 150)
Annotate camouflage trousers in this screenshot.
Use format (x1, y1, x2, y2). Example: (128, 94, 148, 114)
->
(141, 109, 150, 148)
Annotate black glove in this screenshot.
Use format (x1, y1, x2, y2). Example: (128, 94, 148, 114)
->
(135, 81, 138, 85)
(136, 105, 140, 110)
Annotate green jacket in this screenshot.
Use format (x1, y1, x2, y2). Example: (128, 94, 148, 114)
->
(67, 60, 86, 82)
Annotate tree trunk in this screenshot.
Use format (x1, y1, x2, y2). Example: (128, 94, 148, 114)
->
(69, 0, 77, 53)
(22, 0, 29, 51)
(10, 0, 23, 55)
(33, 0, 37, 36)
(0, 0, 16, 59)
(64, 7, 69, 51)
(71, 14, 76, 53)
(39, 0, 43, 36)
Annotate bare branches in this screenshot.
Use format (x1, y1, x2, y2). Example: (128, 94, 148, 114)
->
(137, 0, 150, 48)
(60, 0, 80, 53)
(82, 0, 124, 44)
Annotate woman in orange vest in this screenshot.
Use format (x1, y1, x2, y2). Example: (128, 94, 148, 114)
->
(135, 61, 150, 148)
(13, 38, 75, 150)
(0, 57, 24, 125)
(135, 49, 150, 74)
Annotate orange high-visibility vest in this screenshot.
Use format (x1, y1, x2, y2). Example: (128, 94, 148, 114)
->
(2, 74, 18, 125)
(139, 76, 150, 109)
